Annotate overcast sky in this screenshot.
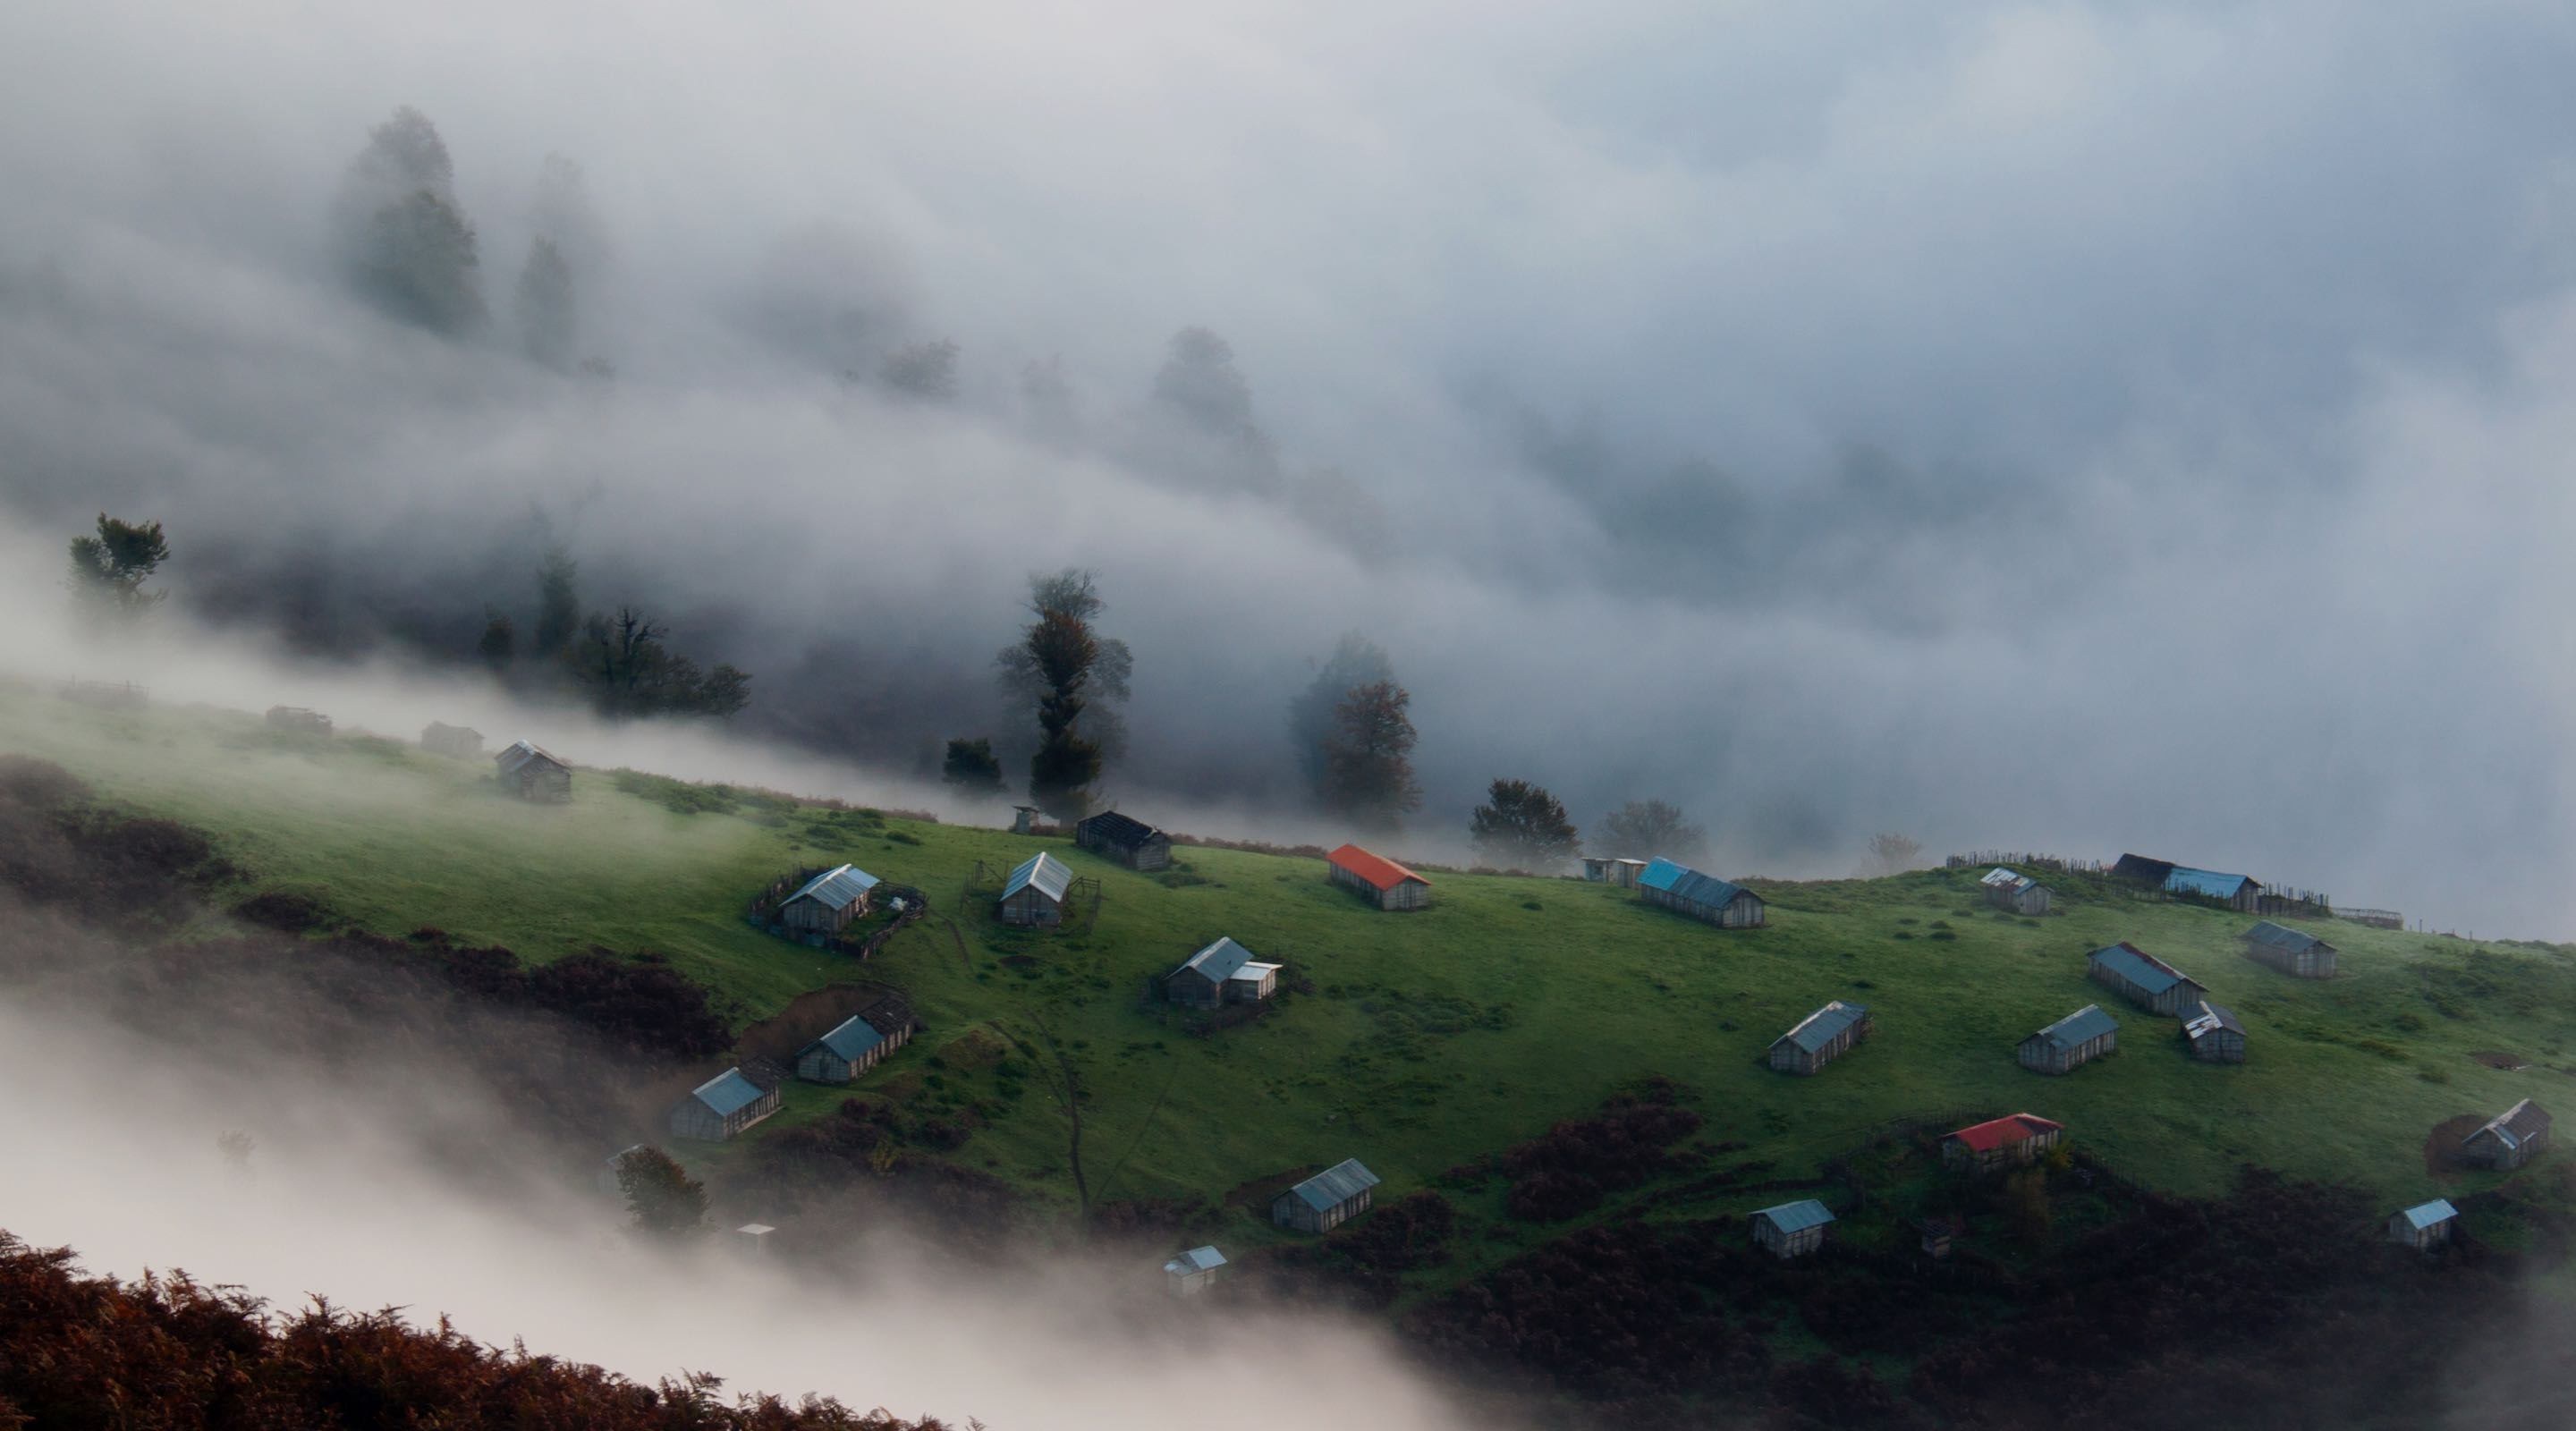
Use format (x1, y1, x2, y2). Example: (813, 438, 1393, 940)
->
(4, 1, 2576, 933)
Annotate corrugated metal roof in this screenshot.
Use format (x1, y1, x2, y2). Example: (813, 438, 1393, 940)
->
(1981, 868, 2022, 886)
(1754, 1200, 1837, 1234)
(808, 1014, 886, 1063)
(1775, 1001, 1869, 1055)
(2244, 920, 2323, 953)
(1639, 858, 1754, 910)
(1166, 1246, 1227, 1274)
(1328, 844, 1428, 891)
(690, 1068, 768, 1118)
(1002, 851, 1074, 902)
(2182, 1002, 2246, 1039)
(2400, 1199, 2457, 1230)
(1945, 1113, 2065, 1152)
(2089, 942, 2197, 996)
(1179, 936, 1258, 983)
(1287, 1157, 1380, 1210)
(1079, 810, 1165, 849)
(495, 739, 567, 774)
(2031, 1003, 2119, 1049)
(2473, 1098, 2551, 1150)
(2165, 866, 2255, 900)
(787, 863, 880, 912)
(1230, 961, 1282, 983)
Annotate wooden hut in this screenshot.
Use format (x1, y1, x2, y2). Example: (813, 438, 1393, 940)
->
(2388, 1199, 2458, 1250)
(733, 1224, 777, 1257)
(1075, 810, 1173, 872)
(2241, 920, 2338, 978)
(668, 1067, 781, 1142)
(1768, 1001, 1872, 1075)
(1941, 1113, 2066, 1173)
(1272, 1158, 1380, 1232)
(1165, 936, 1282, 1009)
(2180, 1000, 2248, 1063)
(1750, 1200, 1835, 1259)
(420, 722, 483, 758)
(2460, 1098, 2552, 1171)
(775, 864, 878, 938)
(1637, 858, 1766, 928)
(265, 706, 333, 735)
(2088, 942, 2207, 1016)
(1581, 857, 1648, 888)
(1327, 844, 1432, 911)
(795, 998, 917, 1083)
(999, 851, 1073, 927)
(1981, 869, 2053, 915)
(2167, 865, 2263, 910)
(2019, 1004, 2118, 1075)
(495, 740, 572, 802)
(1163, 1245, 1227, 1297)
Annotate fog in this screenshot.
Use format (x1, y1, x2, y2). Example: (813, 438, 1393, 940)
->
(5, 2, 2576, 933)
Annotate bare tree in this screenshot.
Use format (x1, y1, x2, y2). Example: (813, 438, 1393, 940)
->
(1868, 832, 1925, 876)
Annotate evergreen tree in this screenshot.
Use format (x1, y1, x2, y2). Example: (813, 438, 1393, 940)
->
(475, 609, 516, 673)
(996, 569, 1131, 809)
(65, 513, 170, 626)
(360, 188, 484, 334)
(942, 737, 1006, 795)
(1470, 779, 1581, 871)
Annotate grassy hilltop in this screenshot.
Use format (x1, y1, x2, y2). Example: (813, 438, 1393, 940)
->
(7, 686, 2574, 1271)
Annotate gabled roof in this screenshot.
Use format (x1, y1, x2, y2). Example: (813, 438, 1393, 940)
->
(2468, 1098, 2552, 1151)
(1285, 1157, 1380, 1210)
(2113, 853, 2177, 884)
(1003, 851, 1074, 902)
(1945, 1113, 2066, 1152)
(1753, 1199, 1837, 1234)
(2182, 1002, 2246, 1040)
(1639, 858, 1755, 909)
(1078, 809, 1166, 849)
(494, 739, 568, 774)
(1165, 1246, 1227, 1274)
(785, 863, 879, 912)
(1177, 936, 1258, 983)
(1980, 867, 2022, 887)
(2244, 920, 2328, 953)
(2029, 1003, 2119, 1050)
(2165, 866, 2257, 900)
(1327, 844, 1428, 892)
(2399, 1199, 2458, 1230)
(2089, 942, 2199, 996)
(856, 994, 916, 1038)
(688, 1068, 769, 1118)
(805, 1014, 886, 1064)
(1774, 1001, 1869, 1055)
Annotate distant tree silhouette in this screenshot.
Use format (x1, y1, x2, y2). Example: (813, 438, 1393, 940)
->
(65, 513, 169, 626)
(532, 546, 580, 659)
(1868, 832, 1924, 876)
(996, 570, 1129, 815)
(515, 236, 576, 368)
(941, 737, 1005, 795)
(1471, 779, 1581, 871)
(1322, 682, 1423, 830)
(475, 609, 516, 673)
(571, 607, 750, 719)
(1592, 799, 1710, 866)
(1290, 632, 1395, 806)
(615, 1146, 708, 1239)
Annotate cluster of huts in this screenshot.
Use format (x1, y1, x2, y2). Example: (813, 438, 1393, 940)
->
(668, 997, 923, 1143)
(1149, 1156, 1380, 1295)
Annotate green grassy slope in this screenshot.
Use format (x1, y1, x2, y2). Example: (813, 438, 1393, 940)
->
(9, 686, 2572, 1256)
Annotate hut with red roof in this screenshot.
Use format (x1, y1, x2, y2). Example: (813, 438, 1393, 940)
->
(1941, 1113, 2066, 1173)
(1327, 843, 1433, 911)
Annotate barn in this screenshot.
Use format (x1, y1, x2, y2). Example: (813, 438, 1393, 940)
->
(265, 706, 332, 735)
(795, 998, 917, 1083)
(1981, 869, 2053, 915)
(1163, 1245, 1227, 1297)
(1326, 844, 1432, 911)
(2181, 1000, 2249, 1063)
(1165, 936, 1283, 1009)
(2241, 920, 2338, 978)
(420, 722, 483, 758)
(1272, 1158, 1380, 1232)
(668, 1067, 782, 1142)
(1942, 1113, 2067, 1172)
(776, 863, 878, 938)
(2460, 1098, 2552, 1171)
(495, 740, 572, 802)
(2088, 942, 2207, 1015)
(1638, 858, 1766, 928)
(1750, 1200, 1836, 1259)
(999, 851, 1074, 927)
(1075, 810, 1173, 871)
(2388, 1199, 2458, 1251)
(2019, 1003, 2118, 1075)
(1768, 1001, 1872, 1075)
(1581, 857, 1648, 887)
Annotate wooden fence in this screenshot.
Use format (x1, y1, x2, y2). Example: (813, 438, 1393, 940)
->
(1945, 851, 2106, 875)
(744, 868, 930, 961)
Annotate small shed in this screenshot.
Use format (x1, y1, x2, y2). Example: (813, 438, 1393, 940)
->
(1638, 858, 1766, 928)
(1075, 810, 1173, 872)
(2020, 1004, 2118, 1075)
(1164, 1245, 1227, 1297)
(265, 706, 332, 735)
(2241, 920, 2338, 978)
(795, 999, 918, 1083)
(2181, 1000, 2248, 1063)
(1982, 869, 2053, 915)
(777, 863, 879, 937)
(1768, 1001, 1873, 1075)
(733, 1223, 777, 1257)
(597, 1143, 648, 1198)
(2088, 942, 2207, 1016)
(495, 740, 572, 802)
(1581, 857, 1648, 888)
(420, 722, 484, 758)
(2460, 1098, 2552, 1171)
(1165, 936, 1283, 1009)
(1326, 844, 1432, 911)
(1942, 1113, 2066, 1173)
(999, 851, 1074, 927)
(1272, 1158, 1380, 1232)
(1750, 1199, 1836, 1259)
(2389, 1199, 2458, 1250)
(1919, 1216, 1954, 1258)
(668, 1067, 782, 1142)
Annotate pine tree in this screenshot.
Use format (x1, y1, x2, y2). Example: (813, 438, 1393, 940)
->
(1470, 779, 1581, 871)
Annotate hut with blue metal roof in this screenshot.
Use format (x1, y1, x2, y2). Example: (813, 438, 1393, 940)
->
(1163, 1245, 1228, 1297)
(1165, 936, 1283, 1009)
(1768, 1001, 1873, 1075)
(669, 1066, 783, 1142)
(2019, 1003, 2119, 1075)
(2113, 853, 2264, 911)
(2087, 941, 2207, 1016)
(775, 863, 880, 939)
(795, 996, 918, 1083)
(1637, 858, 1766, 928)
(999, 851, 1073, 927)
(1750, 1200, 1836, 1259)
(2388, 1199, 2459, 1250)
(2241, 920, 2338, 978)
(1272, 1157, 1380, 1233)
